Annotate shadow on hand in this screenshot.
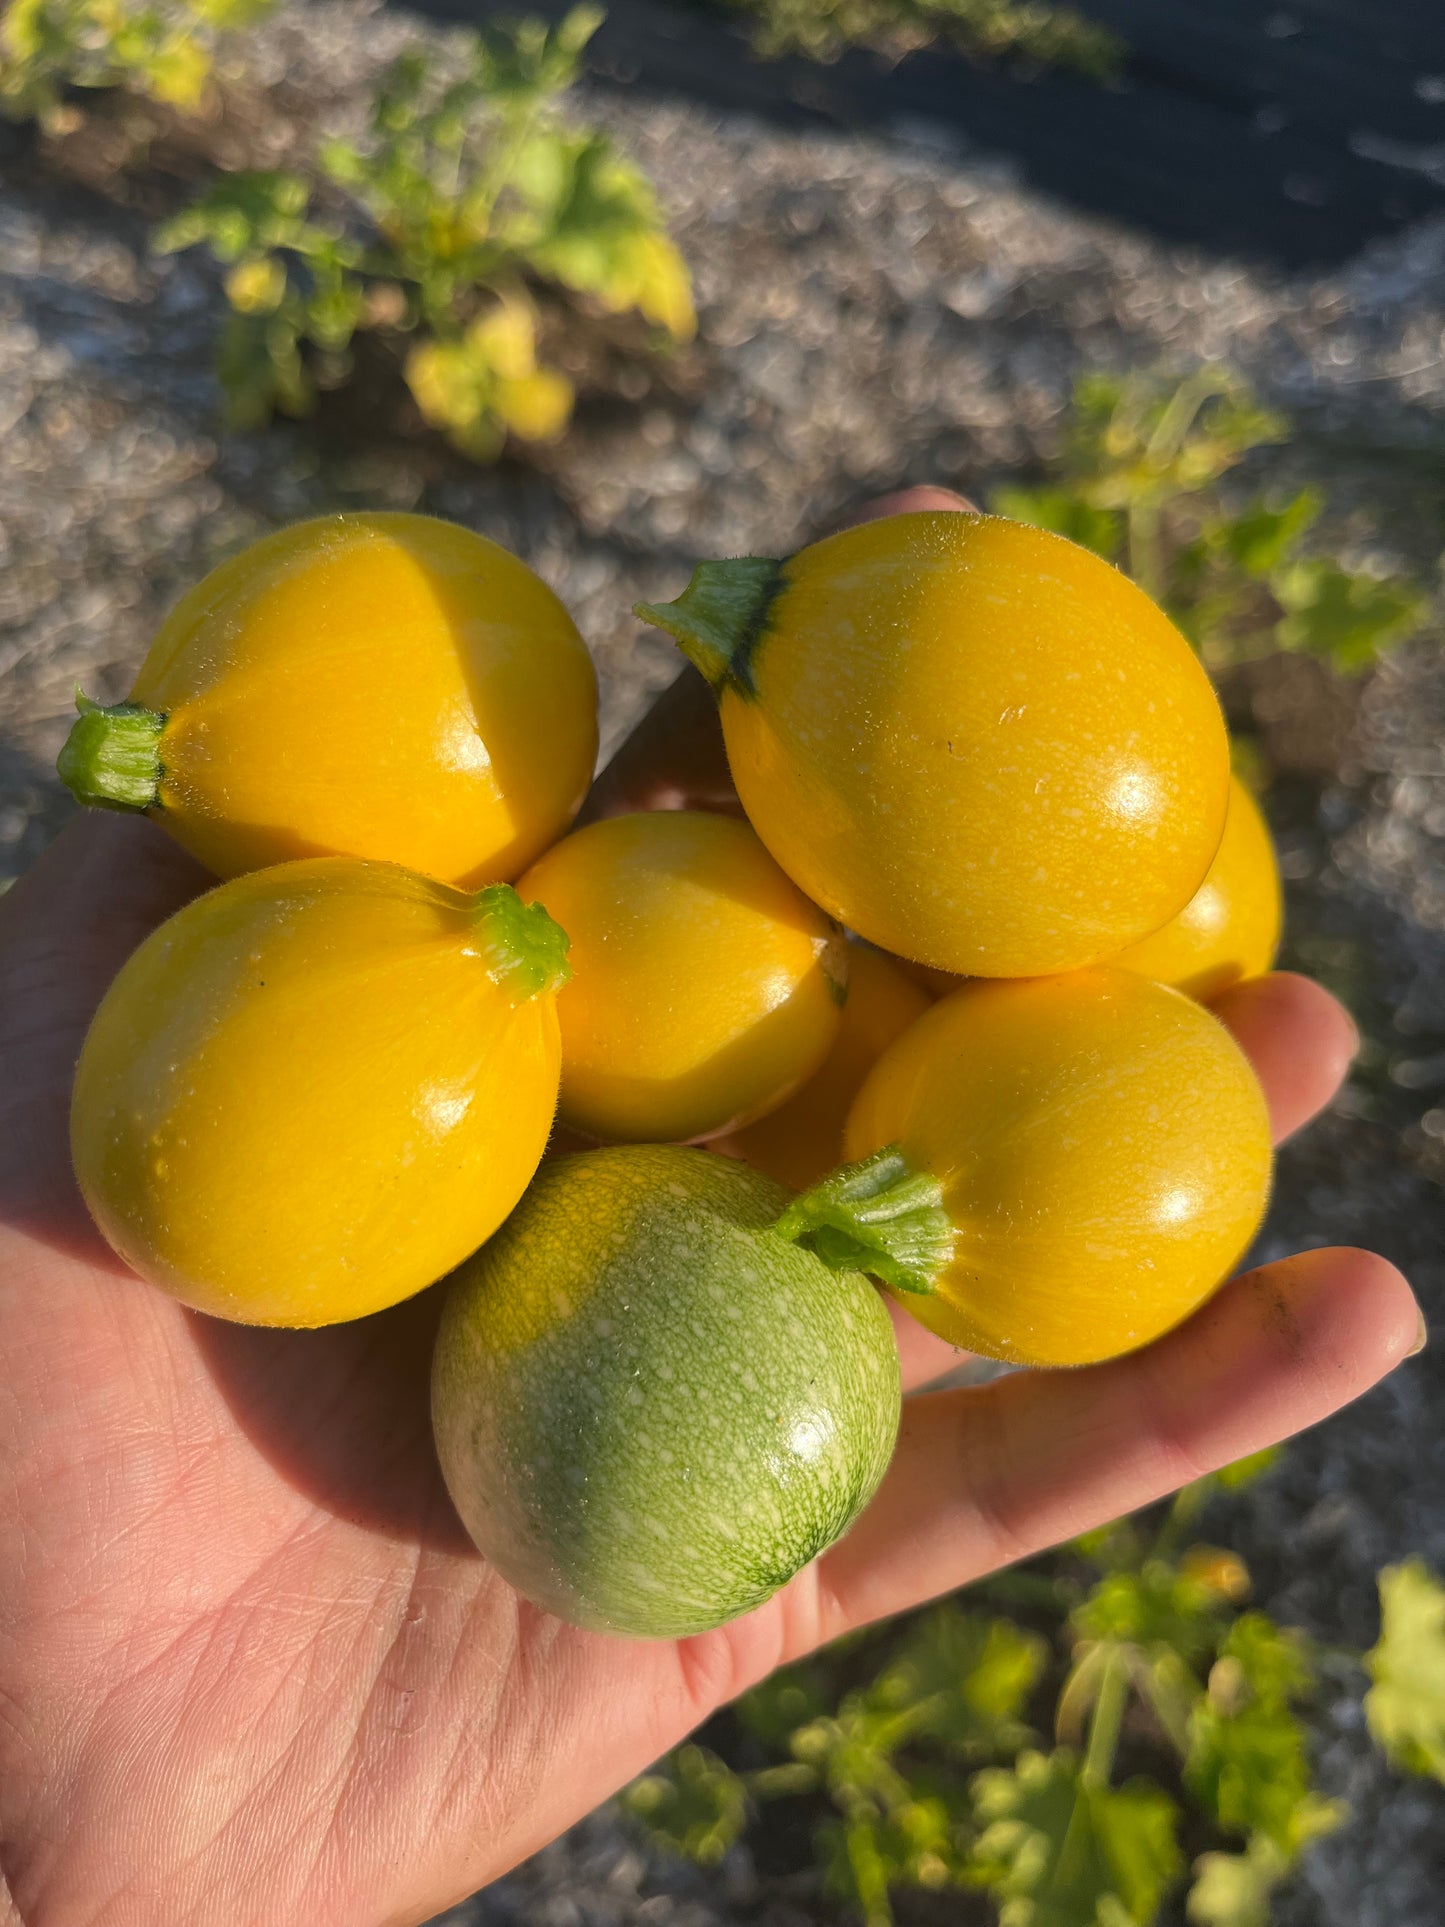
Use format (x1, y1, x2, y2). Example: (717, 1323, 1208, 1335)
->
(188, 1282, 480, 1557)
(0, 814, 214, 1261)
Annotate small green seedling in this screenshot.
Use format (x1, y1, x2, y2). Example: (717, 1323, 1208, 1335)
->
(0, 0, 274, 127)
(995, 368, 1429, 676)
(156, 6, 693, 459)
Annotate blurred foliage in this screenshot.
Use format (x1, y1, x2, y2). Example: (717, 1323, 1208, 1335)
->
(1363, 1560, 1445, 1781)
(0, 0, 273, 126)
(995, 369, 1430, 676)
(154, 5, 693, 459)
(726, 0, 1123, 75)
(625, 1448, 1445, 1926)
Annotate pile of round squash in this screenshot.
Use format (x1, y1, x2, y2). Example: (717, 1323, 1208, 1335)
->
(60, 507, 1281, 1638)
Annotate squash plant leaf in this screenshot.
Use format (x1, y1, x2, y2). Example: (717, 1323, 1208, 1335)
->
(621, 1743, 747, 1865)
(969, 1748, 1183, 1927)
(1272, 561, 1427, 673)
(1185, 1835, 1288, 1927)
(1364, 1560, 1445, 1782)
(1184, 1614, 1341, 1854)
(156, 5, 693, 459)
(1072, 1561, 1227, 1669)
(868, 1606, 1047, 1758)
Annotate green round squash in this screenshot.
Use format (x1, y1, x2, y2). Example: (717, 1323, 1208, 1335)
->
(431, 1145, 901, 1639)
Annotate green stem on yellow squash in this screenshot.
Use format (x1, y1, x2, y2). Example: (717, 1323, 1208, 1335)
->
(470, 885, 571, 1002)
(773, 1145, 953, 1296)
(634, 556, 783, 696)
(56, 691, 165, 814)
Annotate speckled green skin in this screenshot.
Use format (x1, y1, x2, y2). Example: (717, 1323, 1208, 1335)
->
(431, 1146, 901, 1639)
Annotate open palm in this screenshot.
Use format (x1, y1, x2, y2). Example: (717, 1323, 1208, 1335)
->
(0, 497, 1420, 1927)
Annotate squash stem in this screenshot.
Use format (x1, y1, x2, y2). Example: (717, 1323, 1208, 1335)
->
(470, 884, 571, 1002)
(634, 556, 783, 695)
(773, 1145, 953, 1296)
(56, 691, 164, 813)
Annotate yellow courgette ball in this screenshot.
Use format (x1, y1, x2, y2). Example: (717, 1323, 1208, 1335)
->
(70, 857, 570, 1327)
(56, 513, 598, 886)
(821, 968, 1272, 1367)
(517, 810, 847, 1144)
(719, 945, 932, 1191)
(1109, 774, 1282, 1001)
(637, 513, 1230, 977)
(890, 778, 1280, 1006)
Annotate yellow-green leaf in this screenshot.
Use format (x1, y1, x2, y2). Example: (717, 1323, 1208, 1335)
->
(223, 256, 286, 315)
(970, 1749, 1182, 1927)
(466, 299, 538, 382)
(494, 366, 574, 442)
(1186, 1836, 1287, 1927)
(1364, 1560, 1445, 1782)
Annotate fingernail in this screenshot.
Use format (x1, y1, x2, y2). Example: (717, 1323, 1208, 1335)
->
(905, 486, 979, 515)
(1409, 1310, 1428, 1357)
(840, 486, 979, 530)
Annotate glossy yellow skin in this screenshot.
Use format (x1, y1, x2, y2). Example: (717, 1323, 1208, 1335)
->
(132, 513, 598, 883)
(71, 858, 563, 1327)
(722, 945, 932, 1191)
(889, 780, 1279, 1005)
(722, 513, 1229, 976)
(1109, 776, 1281, 1001)
(844, 968, 1272, 1367)
(519, 811, 845, 1144)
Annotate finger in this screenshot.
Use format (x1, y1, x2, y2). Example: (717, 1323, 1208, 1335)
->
(577, 666, 736, 824)
(839, 485, 979, 526)
(814, 1246, 1419, 1640)
(1211, 971, 1358, 1143)
(889, 1294, 976, 1393)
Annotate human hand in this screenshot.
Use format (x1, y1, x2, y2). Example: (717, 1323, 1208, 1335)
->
(0, 492, 1421, 1927)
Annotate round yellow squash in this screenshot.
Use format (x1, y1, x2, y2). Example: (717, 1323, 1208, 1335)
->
(1109, 774, 1282, 1001)
(57, 513, 598, 886)
(776, 967, 1272, 1368)
(720, 944, 932, 1192)
(518, 810, 846, 1144)
(638, 513, 1229, 977)
(70, 857, 570, 1326)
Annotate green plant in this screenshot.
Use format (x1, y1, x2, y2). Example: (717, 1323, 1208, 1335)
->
(155, 6, 694, 459)
(0, 0, 273, 126)
(995, 369, 1430, 675)
(624, 1451, 1445, 1926)
(724, 0, 1123, 75)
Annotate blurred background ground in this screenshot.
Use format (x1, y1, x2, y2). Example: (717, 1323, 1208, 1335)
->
(1, 2, 1444, 1921)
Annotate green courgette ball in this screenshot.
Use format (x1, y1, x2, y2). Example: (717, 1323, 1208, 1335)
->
(431, 1145, 901, 1639)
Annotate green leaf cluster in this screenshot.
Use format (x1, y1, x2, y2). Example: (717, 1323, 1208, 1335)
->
(725, 0, 1123, 77)
(994, 369, 1430, 676)
(1363, 1560, 1445, 1781)
(970, 1749, 1182, 1927)
(623, 1743, 749, 1865)
(0, 0, 272, 125)
(626, 1455, 1445, 1927)
(154, 6, 693, 459)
